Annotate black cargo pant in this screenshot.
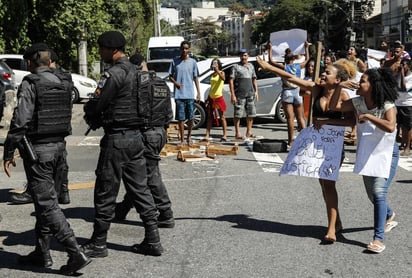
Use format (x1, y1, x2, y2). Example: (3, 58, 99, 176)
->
(54, 141, 69, 196)
(23, 141, 75, 244)
(120, 127, 172, 213)
(91, 129, 157, 245)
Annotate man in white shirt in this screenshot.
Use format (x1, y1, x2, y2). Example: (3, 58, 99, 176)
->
(395, 59, 412, 156)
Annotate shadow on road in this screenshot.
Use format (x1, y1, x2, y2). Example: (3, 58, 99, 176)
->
(178, 214, 370, 248)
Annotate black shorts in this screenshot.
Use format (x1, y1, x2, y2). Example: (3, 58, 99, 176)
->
(397, 106, 412, 130)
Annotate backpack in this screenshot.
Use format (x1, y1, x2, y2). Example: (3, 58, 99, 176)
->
(136, 70, 173, 127)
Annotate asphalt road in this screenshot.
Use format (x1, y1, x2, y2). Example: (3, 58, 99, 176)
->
(0, 103, 411, 277)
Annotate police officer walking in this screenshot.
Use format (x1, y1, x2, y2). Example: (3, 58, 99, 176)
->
(2, 43, 91, 275)
(81, 31, 163, 257)
(115, 53, 175, 228)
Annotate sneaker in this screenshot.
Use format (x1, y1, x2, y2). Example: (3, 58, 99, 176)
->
(9, 190, 33, 204)
(59, 251, 91, 275)
(131, 240, 163, 256)
(18, 249, 53, 268)
(158, 213, 175, 228)
(80, 241, 108, 258)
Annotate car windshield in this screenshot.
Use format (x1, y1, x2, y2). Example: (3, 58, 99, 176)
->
(147, 62, 171, 72)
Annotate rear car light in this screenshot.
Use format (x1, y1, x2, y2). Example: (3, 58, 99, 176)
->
(2, 73, 12, 80)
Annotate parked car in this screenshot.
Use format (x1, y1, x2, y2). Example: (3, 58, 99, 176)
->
(146, 59, 172, 79)
(0, 54, 97, 103)
(167, 56, 286, 129)
(0, 59, 16, 91)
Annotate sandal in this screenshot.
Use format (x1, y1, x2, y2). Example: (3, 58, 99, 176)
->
(367, 242, 385, 253)
(187, 140, 194, 147)
(220, 137, 227, 142)
(177, 141, 186, 148)
(385, 221, 398, 233)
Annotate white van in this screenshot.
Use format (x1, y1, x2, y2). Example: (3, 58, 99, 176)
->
(147, 36, 184, 61)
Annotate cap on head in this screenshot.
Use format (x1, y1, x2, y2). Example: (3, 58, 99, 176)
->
(23, 43, 50, 60)
(97, 31, 126, 49)
(239, 48, 248, 55)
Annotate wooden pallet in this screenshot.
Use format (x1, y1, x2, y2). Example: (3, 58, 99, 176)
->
(176, 150, 216, 162)
(166, 123, 180, 141)
(206, 143, 238, 156)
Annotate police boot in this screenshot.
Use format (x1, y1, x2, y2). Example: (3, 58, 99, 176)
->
(18, 235, 53, 268)
(131, 225, 163, 256)
(58, 183, 70, 205)
(60, 236, 92, 275)
(158, 209, 175, 228)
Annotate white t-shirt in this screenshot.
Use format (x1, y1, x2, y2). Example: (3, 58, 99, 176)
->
(395, 72, 412, 106)
(351, 96, 396, 178)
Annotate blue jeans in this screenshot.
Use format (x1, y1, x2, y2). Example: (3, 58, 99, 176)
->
(362, 143, 399, 242)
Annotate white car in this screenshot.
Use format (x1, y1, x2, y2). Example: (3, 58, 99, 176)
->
(0, 54, 97, 103)
(167, 56, 286, 129)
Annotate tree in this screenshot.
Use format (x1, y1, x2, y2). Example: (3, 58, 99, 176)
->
(251, 0, 375, 52)
(0, 0, 155, 74)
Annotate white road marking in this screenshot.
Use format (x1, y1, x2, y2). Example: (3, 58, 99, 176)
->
(398, 156, 412, 171)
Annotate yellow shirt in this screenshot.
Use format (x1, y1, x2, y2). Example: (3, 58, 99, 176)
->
(209, 72, 224, 99)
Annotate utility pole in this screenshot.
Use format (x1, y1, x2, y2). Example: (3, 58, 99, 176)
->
(153, 0, 161, 36)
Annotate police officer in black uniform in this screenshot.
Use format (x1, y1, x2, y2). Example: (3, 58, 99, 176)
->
(3, 43, 91, 275)
(9, 49, 71, 205)
(81, 31, 163, 257)
(115, 53, 175, 228)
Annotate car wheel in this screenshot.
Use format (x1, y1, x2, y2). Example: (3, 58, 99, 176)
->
(253, 139, 288, 153)
(275, 100, 286, 123)
(71, 87, 80, 103)
(189, 102, 206, 129)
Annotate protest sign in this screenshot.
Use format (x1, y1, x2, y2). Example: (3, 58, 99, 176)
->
(280, 125, 345, 181)
(269, 29, 307, 60)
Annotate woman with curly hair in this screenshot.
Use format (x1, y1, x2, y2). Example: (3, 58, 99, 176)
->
(256, 55, 356, 244)
(330, 67, 399, 253)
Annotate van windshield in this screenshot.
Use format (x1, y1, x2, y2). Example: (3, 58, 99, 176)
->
(149, 47, 181, 60)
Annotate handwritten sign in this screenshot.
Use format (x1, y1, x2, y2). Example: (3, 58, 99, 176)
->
(280, 125, 345, 181)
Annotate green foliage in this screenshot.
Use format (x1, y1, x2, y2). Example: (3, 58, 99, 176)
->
(0, 0, 154, 74)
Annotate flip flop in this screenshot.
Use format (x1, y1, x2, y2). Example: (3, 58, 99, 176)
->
(367, 242, 385, 253)
(187, 140, 194, 147)
(384, 221, 398, 233)
(235, 136, 245, 140)
(220, 137, 227, 142)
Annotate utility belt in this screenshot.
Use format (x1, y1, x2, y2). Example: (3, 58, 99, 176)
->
(104, 128, 140, 135)
(140, 125, 167, 132)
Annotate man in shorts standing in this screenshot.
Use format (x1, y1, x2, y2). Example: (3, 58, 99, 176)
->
(169, 41, 201, 147)
(229, 49, 258, 139)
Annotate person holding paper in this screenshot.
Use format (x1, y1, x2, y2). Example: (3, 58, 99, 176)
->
(329, 67, 399, 254)
(266, 41, 309, 147)
(256, 56, 356, 243)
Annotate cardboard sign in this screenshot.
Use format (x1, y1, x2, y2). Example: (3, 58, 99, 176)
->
(280, 125, 345, 181)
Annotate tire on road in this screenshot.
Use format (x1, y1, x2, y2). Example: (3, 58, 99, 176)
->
(252, 139, 288, 153)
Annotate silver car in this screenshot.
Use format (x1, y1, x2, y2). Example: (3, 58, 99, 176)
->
(168, 56, 286, 129)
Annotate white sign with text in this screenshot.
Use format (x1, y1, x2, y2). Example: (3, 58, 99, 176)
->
(280, 125, 345, 181)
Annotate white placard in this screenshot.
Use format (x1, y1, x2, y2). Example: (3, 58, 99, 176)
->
(367, 48, 386, 69)
(269, 29, 307, 60)
(280, 125, 345, 181)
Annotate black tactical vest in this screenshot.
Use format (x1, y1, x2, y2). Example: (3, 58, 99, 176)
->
(101, 61, 141, 129)
(136, 70, 173, 128)
(24, 71, 72, 138)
